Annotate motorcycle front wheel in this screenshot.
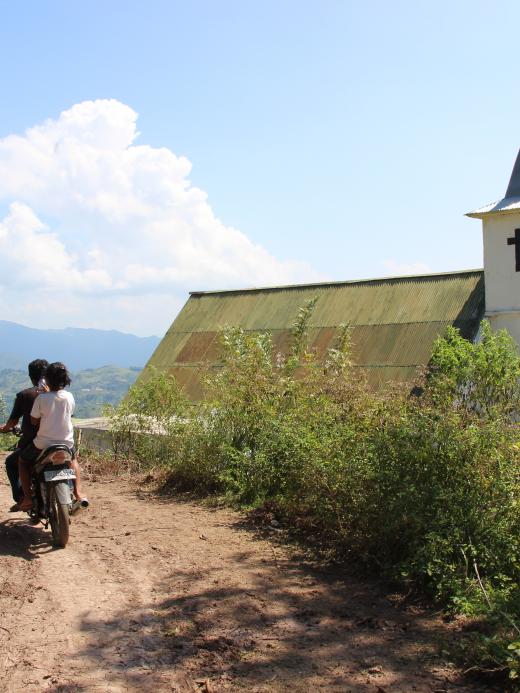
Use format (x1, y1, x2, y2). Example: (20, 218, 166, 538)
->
(48, 484, 70, 547)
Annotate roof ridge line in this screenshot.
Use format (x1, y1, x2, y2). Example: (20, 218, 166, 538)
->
(189, 269, 484, 296)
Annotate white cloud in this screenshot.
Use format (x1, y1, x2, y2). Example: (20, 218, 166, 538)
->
(0, 100, 319, 335)
(382, 259, 432, 277)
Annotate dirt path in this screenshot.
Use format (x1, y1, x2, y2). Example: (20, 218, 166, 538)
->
(0, 460, 494, 693)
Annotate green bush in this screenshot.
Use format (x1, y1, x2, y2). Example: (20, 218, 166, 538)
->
(0, 392, 17, 451)
(106, 367, 189, 472)
(110, 312, 520, 682)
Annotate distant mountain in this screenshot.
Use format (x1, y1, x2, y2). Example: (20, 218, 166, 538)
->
(0, 366, 141, 418)
(0, 320, 161, 371)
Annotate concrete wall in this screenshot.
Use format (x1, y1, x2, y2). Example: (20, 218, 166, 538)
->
(483, 213, 520, 345)
(486, 313, 520, 346)
(74, 418, 114, 455)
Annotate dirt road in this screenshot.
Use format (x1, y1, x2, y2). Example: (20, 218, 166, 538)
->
(0, 460, 494, 693)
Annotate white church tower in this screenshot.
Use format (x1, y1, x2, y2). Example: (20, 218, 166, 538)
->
(467, 150, 520, 345)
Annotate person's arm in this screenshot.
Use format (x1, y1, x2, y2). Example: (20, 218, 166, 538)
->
(1, 393, 23, 432)
(0, 417, 19, 433)
(30, 396, 41, 429)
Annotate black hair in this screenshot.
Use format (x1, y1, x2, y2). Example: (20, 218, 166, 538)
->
(45, 362, 72, 391)
(28, 359, 49, 386)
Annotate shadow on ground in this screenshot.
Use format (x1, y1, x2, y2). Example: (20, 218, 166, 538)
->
(65, 551, 495, 693)
(0, 516, 55, 559)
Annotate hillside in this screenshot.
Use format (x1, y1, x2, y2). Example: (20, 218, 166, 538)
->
(0, 366, 140, 419)
(0, 320, 160, 371)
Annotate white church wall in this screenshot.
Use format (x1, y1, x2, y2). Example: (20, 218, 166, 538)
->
(485, 313, 520, 346)
(482, 214, 520, 312)
(482, 213, 520, 347)
(466, 149, 520, 351)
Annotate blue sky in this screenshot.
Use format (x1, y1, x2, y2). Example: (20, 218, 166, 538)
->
(0, 1, 519, 335)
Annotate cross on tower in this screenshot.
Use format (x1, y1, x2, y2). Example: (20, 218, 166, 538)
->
(507, 228, 520, 272)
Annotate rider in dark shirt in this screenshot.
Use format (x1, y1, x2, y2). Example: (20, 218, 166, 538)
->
(1, 359, 48, 510)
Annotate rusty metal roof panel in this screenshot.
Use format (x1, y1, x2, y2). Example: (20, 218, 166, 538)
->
(140, 270, 485, 398)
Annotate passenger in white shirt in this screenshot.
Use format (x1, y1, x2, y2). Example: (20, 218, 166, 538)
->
(19, 362, 84, 511)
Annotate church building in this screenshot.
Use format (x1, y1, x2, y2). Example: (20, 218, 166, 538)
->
(139, 150, 520, 399)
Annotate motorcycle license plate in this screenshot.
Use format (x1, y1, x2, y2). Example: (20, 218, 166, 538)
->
(44, 468, 76, 482)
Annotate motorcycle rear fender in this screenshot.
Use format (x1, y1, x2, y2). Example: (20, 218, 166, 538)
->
(35, 445, 73, 473)
(52, 481, 73, 505)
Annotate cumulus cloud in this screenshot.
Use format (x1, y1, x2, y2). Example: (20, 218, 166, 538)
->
(0, 100, 317, 335)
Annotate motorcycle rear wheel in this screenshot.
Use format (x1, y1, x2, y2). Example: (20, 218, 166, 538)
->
(48, 485, 70, 548)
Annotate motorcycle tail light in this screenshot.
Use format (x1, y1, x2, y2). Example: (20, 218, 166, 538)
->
(48, 451, 71, 465)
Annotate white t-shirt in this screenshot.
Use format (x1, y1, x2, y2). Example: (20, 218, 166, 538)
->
(31, 389, 75, 449)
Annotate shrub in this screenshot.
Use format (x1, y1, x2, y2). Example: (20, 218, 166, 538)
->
(109, 313, 520, 681)
(107, 367, 189, 472)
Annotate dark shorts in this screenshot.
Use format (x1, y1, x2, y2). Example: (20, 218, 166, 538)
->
(20, 442, 75, 465)
(5, 449, 22, 502)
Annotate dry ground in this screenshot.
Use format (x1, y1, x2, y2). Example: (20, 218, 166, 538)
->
(0, 454, 499, 693)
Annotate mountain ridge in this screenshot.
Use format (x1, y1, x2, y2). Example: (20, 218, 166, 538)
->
(0, 320, 161, 371)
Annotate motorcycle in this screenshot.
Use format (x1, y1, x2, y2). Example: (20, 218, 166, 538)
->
(3, 430, 88, 548)
(28, 445, 89, 547)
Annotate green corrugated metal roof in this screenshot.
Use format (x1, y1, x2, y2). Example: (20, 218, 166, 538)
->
(140, 270, 485, 397)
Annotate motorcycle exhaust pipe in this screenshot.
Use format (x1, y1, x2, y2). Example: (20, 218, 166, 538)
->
(70, 498, 89, 515)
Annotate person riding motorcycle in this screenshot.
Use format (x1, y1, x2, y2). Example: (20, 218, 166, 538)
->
(18, 362, 83, 512)
(1, 358, 49, 511)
